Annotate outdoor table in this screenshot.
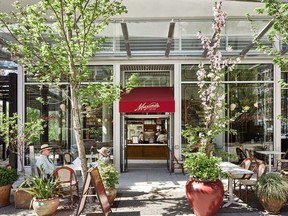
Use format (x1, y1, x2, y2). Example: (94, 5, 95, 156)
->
(86, 154, 98, 163)
(66, 157, 98, 173)
(255, 150, 285, 172)
(219, 161, 254, 207)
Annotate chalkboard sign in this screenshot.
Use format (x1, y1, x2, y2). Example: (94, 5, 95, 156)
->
(76, 167, 111, 216)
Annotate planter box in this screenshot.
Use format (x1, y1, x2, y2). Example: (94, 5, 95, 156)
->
(13, 189, 33, 209)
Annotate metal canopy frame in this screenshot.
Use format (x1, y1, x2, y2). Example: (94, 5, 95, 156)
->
(121, 22, 131, 58)
(240, 18, 275, 57)
(165, 22, 175, 57)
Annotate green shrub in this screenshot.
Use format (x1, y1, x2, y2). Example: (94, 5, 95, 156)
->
(0, 166, 18, 187)
(184, 152, 224, 181)
(98, 161, 119, 190)
(256, 173, 288, 202)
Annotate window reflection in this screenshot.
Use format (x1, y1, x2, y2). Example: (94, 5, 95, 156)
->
(181, 64, 274, 147)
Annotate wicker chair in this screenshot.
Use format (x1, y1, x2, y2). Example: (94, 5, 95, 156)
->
(54, 166, 79, 206)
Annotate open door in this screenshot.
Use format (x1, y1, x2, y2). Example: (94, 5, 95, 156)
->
(120, 115, 128, 172)
(167, 114, 174, 173)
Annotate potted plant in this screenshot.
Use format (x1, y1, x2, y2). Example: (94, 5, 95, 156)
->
(0, 166, 18, 208)
(19, 169, 62, 216)
(98, 161, 120, 205)
(0, 112, 44, 209)
(255, 173, 288, 214)
(182, 1, 240, 215)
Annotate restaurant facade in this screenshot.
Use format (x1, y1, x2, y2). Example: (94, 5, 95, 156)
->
(0, 0, 287, 172)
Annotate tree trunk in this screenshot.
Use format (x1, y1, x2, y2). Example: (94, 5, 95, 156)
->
(70, 85, 88, 179)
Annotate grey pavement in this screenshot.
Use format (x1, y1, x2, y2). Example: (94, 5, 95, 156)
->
(0, 160, 288, 215)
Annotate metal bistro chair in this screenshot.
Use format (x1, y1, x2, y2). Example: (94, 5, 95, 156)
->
(245, 148, 261, 167)
(276, 149, 288, 171)
(232, 158, 253, 190)
(239, 161, 267, 203)
(236, 147, 247, 164)
(54, 166, 79, 206)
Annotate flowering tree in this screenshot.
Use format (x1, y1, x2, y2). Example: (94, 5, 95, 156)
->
(182, 0, 241, 155)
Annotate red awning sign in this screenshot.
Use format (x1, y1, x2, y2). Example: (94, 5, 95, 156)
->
(119, 87, 175, 113)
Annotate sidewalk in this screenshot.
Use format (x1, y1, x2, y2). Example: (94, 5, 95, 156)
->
(1, 161, 288, 215)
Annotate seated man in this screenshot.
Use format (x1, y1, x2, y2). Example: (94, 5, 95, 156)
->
(36, 144, 55, 179)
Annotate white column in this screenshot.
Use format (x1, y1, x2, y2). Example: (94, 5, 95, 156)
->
(174, 63, 182, 159)
(17, 65, 26, 172)
(113, 64, 121, 172)
(274, 64, 281, 153)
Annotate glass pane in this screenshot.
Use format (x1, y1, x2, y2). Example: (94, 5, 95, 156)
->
(25, 85, 69, 165)
(181, 84, 205, 128)
(226, 20, 269, 35)
(227, 64, 273, 81)
(125, 71, 170, 87)
(229, 83, 274, 146)
(181, 82, 274, 148)
(83, 65, 113, 82)
(281, 72, 288, 151)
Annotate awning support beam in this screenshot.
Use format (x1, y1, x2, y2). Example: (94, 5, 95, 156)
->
(165, 22, 175, 57)
(240, 18, 275, 57)
(121, 22, 131, 58)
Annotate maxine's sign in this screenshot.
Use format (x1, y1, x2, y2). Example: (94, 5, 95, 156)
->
(134, 102, 160, 111)
(119, 87, 175, 113)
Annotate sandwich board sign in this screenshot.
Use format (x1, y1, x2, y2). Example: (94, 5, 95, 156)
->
(76, 166, 111, 216)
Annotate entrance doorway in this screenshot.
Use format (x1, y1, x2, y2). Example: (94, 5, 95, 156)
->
(121, 115, 173, 172)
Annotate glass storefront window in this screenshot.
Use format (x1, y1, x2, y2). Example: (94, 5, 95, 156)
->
(24, 65, 114, 165)
(25, 85, 69, 165)
(228, 83, 273, 144)
(181, 64, 274, 148)
(281, 72, 288, 151)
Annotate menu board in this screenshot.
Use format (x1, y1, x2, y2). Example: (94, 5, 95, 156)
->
(76, 167, 111, 216)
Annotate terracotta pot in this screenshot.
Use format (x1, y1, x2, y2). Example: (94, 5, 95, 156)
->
(0, 184, 12, 208)
(13, 189, 33, 209)
(106, 188, 117, 205)
(259, 198, 285, 215)
(186, 177, 224, 216)
(32, 197, 59, 216)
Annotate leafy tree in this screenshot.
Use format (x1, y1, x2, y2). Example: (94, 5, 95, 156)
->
(0, 0, 135, 178)
(0, 112, 44, 175)
(248, 0, 288, 70)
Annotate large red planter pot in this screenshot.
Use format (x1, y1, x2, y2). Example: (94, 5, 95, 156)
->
(186, 177, 224, 216)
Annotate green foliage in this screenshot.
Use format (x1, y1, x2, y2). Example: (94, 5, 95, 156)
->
(98, 161, 119, 190)
(184, 153, 224, 181)
(0, 0, 129, 178)
(20, 168, 62, 200)
(0, 112, 44, 146)
(256, 173, 288, 202)
(0, 166, 19, 187)
(248, 0, 288, 69)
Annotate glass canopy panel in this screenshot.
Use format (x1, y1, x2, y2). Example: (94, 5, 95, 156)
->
(117, 21, 175, 52)
(225, 20, 269, 36)
(180, 21, 214, 37)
